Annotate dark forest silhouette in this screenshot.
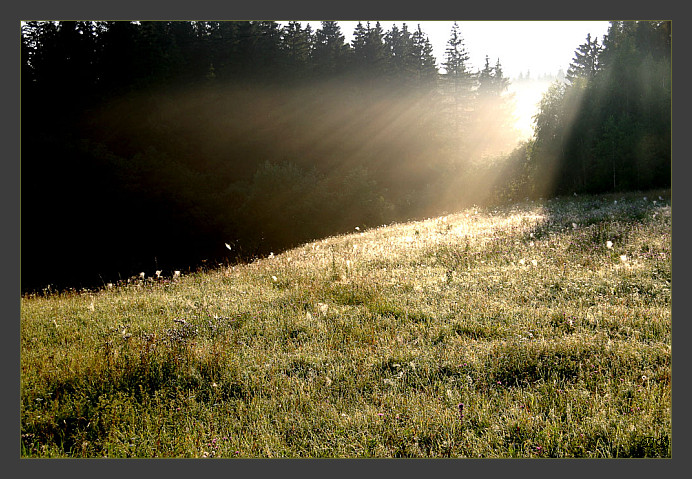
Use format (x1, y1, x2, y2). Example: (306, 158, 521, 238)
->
(21, 21, 671, 293)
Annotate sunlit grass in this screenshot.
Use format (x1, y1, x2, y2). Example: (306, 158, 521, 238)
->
(20, 189, 671, 457)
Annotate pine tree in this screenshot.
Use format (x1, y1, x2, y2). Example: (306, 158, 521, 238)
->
(566, 33, 602, 84)
(474, 56, 517, 158)
(441, 22, 476, 164)
(410, 25, 438, 86)
(384, 23, 426, 86)
(350, 21, 387, 81)
(312, 21, 349, 78)
(281, 21, 313, 80)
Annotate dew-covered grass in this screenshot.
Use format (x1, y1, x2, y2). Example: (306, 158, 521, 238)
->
(20, 189, 671, 457)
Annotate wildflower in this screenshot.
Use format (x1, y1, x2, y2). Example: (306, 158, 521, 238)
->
(268, 252, 274, 258)
(225, 243, 233, 251)
(606, 240, 613, 249)
(355, 226, 360, 231)
(106, 283, 113, 289)
(572, 222, 578, 229)
(306, 311, 313, 320)
(659, 196, 663, 201)
(155, 270, 162, 278)
(317, 302, 329, 314)
(271, 275, 278, 282)
(519, 259, 525, 265)
(173, 271, 181, 278)
(139, 272, 145, 280)
(531, 259, 538, 267)
(620, 255, 628, 262)
(614, 200, 617, 205)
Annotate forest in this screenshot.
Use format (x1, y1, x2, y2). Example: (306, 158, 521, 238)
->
(20, 20, 671, 293)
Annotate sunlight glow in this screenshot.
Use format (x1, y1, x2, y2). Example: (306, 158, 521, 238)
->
(508, 78, 556, 140)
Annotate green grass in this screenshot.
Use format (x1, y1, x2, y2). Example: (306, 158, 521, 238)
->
(20, 189, 671, 458)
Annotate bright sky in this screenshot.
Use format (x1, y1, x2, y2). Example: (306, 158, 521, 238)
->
(282, 20, 612, 139)
(338, 21, 612, 140)
(333, 21, 612, 79)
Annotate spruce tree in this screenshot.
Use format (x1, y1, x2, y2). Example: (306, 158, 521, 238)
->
(566, 33, 602, 84)
(281, 21, 313, 81)
(411, 24, 438, 86)
(441, 22, 476, 165)
(312, 21, 349, 77)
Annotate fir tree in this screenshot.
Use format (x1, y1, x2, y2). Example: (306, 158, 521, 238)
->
(566, 33, 602, 83)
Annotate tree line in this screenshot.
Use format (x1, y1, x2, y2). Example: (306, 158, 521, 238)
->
(497, 20, 671, 202)
(21, 20, 669, 293)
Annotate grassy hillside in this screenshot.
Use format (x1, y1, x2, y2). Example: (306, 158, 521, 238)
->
(20, 190, 672, 458)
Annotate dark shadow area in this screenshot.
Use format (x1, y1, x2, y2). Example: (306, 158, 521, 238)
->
(20, 21, 671, 294)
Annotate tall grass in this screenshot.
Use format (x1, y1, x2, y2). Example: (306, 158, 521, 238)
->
(20, 190, 671, 457)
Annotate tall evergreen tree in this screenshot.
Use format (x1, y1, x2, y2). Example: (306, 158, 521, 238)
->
(384, 23, 421, 85)
(281, 21, 313, 80)
(441, 22, 476, 164)
(351, 21, 387, 81)
(411, 24, 438, 86)
(566, 33, 602, 84)
(312, 21, 349, 77)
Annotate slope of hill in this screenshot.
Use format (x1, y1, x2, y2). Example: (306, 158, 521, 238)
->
(20, 190, 671, 457)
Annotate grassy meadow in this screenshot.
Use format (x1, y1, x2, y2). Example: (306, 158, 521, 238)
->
(20, 190, 672, 458)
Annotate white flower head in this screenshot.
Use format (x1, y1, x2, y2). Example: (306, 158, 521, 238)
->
(519, 259, 526, 265)
(225, 243, 233, 251)
(606, 241, 613, 249)
(173, 270, 181, 278)
(355, 226, 360, 231)
(318, 302, 329, 314)
(572, 222, 578, 229)
(139, 272, 145, 279)
(531, 259, 538, 267)
(155, 270, 162, 278)
(271, 275, 278, 282)
(620, 255, 628, 262)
